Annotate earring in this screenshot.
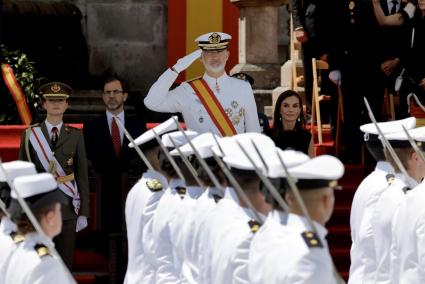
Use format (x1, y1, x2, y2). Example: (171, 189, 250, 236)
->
(279, 116, 282, 121)
(297, 117, 301, 122)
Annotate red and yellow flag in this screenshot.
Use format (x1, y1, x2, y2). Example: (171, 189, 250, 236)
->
(1, 63, 32, 125)
(189, 78, 237, 136)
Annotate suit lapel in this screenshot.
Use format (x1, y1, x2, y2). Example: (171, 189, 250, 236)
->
(40, 121, 53, 149)
(55, 124, 70, 149)
(102, 114, 118, 159)
(381, 0, 389, 16)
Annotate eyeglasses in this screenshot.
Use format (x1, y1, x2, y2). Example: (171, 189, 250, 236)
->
(103, 89, 124, 96)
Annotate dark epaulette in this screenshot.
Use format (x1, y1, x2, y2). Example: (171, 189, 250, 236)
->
(386, 174, 395, 185)
(175, 186, 187, 199)
(248, 220, 261, 234)
(402, 186, 412, 194)
(212, 194, 223, 204)
(34, 244, 51, 258)
(64, 124, 79, 133)
(9, 232, 25, 244)
(28, 123, 40, 129)
(186, 76, 203, 83)
(301, 231, 323, 248)
(146, 179, 163, 192)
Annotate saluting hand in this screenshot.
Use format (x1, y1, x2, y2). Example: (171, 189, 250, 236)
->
(172, 49, 202, 73)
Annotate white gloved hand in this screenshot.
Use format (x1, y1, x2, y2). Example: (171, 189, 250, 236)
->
(403, 3, 416, 19)
(76, 216, 88, 232)
(173, 49, 202, 73)
(329, 70, 342, 85)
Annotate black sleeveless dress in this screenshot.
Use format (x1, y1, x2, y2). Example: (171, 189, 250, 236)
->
(271, 130, 312, 155)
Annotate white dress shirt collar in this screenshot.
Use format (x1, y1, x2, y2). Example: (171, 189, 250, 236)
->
(387, 0, 400, 13)
(106, 110, 125, 142)
(45, 120, 63, 138)
(376, 161, 394, 174)
(0, 216, 17, 235)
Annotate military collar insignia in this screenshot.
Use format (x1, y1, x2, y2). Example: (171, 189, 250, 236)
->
(10, 232, 25, 244)
(35, 243, 51, 257)
(175, 186, 186, 199)
(212, 193, 223, 203)
(386, 173, 395, 185)
(248, 220, 261, 233)
(146, 179, 163, 192)
(301, 231, 323, 248)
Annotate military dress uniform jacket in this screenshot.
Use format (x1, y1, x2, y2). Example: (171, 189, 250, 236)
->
(348, 161, 394, 283)
(0, 216, 18, 269)
(144, 70, 261, 135)
(3, 232, 70, 284)
(124, 169, 167, 284)
(248, 211, 336, 284)
(18, 122, 90, 220)
(390, 181, 425, 283)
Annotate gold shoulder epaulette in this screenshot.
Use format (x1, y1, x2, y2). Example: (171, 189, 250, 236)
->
(386, 174, 395, 185)
(186, 76, 202, 83)
(248, 220, 261, 234)
(28, 123, 39, 129)
(10, 232, 25, 244)
(146, 179, 163, 192)
(301, 231, 323, 248)
(34, 244, 51, 257)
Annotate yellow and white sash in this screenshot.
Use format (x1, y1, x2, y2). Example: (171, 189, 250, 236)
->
(189, 79, 237, 137)
(29, 127, 80, 215)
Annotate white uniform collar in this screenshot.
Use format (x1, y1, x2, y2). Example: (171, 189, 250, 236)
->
(376, 161, 394, 174)
(0, 216, 17, 235)
(224, 187, 240, 203)
(269, 209, 289, 226)
(45, 120, 63, 137)
(24, 232, 54, 247)
(207, 186, 223, 197)
(186, 186, 204, 199)
(169, 178, 185, 190)
(202, 72, 229, 93)
(395, 172, 419, 188)
(287, 213, 328, 240)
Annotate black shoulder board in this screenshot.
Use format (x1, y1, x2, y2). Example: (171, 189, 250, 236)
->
(402, 186, 411, 194)
(146, 179, 163, 192)
(386, 174, 395, 185)
(301, 231, 323, 248)
(34, 244, 51, 257)
(248, 220, 261, 233)
(212, 194, 223, 203)
(10, 232, 25, 244)
(175, 186, 186, 199)
(186, 76, 202, 83)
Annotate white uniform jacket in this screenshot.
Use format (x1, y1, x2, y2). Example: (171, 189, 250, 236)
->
(390, 180, 425, 283)
(144, 69, 261, 134)
(3, 232, 70, 284)
(248, 211, 336, 284)
(348, 161, 394, 283)
(124, 169, 168, 284)
(0, 216, 18, 270)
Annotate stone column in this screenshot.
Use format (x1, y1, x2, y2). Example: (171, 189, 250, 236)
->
(230, 0, 286, 89)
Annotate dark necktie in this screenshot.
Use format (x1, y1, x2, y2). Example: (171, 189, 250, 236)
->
(111, 118, 121, 157)
(390, 0, 398, 15)
(51, 127, 58, 148)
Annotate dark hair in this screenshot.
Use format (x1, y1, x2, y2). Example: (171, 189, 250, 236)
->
(15, 203, 57, 235)
(102, 74, 128, 92)
(271, 90, 306, 139)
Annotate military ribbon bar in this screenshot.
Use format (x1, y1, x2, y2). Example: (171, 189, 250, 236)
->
(189, 79, 237, 137)
(1, 63, 32, 125)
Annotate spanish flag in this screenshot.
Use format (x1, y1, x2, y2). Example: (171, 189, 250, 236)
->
(1, 63, 32, 125)
(168, 0, 239, 81)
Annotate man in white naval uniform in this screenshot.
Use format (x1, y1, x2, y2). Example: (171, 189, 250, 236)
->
(0, 161, 36, 271)
(389, 127, 425, 283)
(123, 117, 177, 284)
(348, 118, 415, 284)
(372, 127, 425, 283)
(248, 155, 345, 284)
(144, 32, 261, 135)
(151, 130, 198, 284)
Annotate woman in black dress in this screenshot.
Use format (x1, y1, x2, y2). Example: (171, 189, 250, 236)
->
(270, 90, 313, 156)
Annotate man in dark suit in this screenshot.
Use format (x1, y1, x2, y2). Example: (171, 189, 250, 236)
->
(18, 82, 90, 269)
(83, 76, 146, 234)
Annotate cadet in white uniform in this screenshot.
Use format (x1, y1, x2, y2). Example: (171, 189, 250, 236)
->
(348, 118, 415, 284)
(248, 155, 345, 284)
(151, 130, 198, 283)
(0, 161, 36, 270)
(389, 127, 425, 283)
(144, 32, 261, 135)
(123, 117, 176, 284)
(372, 127, 425, 283)
(3, 173, 71, 284)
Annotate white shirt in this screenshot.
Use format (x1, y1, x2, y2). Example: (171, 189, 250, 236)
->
(3, 232, 70, 284)
(390, 180, 425, 283)
(106, 110, 125, 143)
(0, 216, 17, 270)
(387, 0, 400, 14)
(248, 211, 336, 284)
(124, 169, 168, 284)
(372, 173, 415, 283)
(348, 161, 394, 283)
(152, 179, 185, 284)
(44, 120, 63, 139)
(144, 69, 261, 134)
